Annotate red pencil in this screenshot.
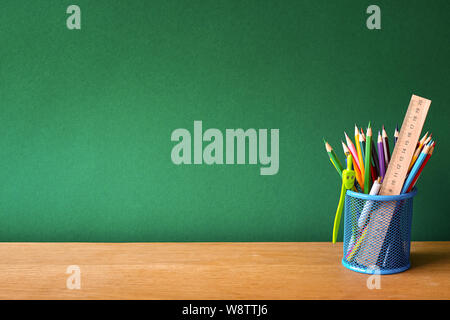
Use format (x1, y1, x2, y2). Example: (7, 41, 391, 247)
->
(370, 164, 377, 183)
(406, 142, 435, 193)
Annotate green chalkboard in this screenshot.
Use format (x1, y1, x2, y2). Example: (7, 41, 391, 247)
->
(1, 0, 449, 241)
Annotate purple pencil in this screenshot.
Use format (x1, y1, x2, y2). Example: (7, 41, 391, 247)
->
(377, 131, 385, 180)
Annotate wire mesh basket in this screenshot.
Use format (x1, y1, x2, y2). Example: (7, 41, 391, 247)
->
(342, 188, 417, 275)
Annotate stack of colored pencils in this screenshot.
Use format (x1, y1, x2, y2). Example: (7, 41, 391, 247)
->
(324, 125, 435, 195)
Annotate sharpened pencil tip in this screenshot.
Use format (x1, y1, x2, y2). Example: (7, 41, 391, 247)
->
(344, 132, 352, 144)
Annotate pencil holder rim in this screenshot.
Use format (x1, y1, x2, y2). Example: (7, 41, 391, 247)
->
(346, 187, 417, 201)
(342, 259, 411, 275)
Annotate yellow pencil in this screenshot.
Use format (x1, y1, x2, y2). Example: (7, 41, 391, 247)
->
(346, 226, 368, 261)
(355, 125, 365, 178)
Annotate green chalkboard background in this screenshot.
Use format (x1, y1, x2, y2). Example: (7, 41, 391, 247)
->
(1, 0, 449, 241)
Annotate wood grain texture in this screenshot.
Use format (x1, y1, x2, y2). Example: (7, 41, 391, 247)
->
(0, 242, 449, 300)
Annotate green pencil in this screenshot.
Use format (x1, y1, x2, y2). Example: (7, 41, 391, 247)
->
(364, 124, 372, 193)
(324, 139, 343, 176)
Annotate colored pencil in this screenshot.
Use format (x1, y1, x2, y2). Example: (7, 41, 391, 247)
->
(330, 147, 343, 172)
(423, 134, 432, 147)
(364, 126, 376, 182)
(358, 177, 381, 228)
(329, 158, 339, 175)
(417, 132, 428, 148)
(344, 132, 362, 174)
(355, 125, 365, 178)
(359, 130, 365, 163)
(408, 133, 431, 173)
(408, 147, 422, 173)
(382, 125, 390, 166)
(406, 142, 435, 193)
(370, 138, 380, 176)
(370, 164, 377, 183)
(402, 143, 431, 193)
(324, 139, 343, 176)
(394, 125, 399, 146)
(342, 138, 364, 190)
(362, 128, 372, 180)
(342, 140, 350, 156)
(360, 128, 366, 153)
(377, 131, 385, 180)
(346, 224, 368, 261)
(354, 161, 365, 191)
(364, 124, 372, 193)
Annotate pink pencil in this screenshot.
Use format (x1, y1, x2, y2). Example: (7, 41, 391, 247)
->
(344, 132, 362, 172)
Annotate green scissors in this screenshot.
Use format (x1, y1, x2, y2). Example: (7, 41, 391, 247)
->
(332, 154, 355, 243)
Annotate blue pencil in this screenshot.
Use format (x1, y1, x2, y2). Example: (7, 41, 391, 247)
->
(401, 143, 431, 193)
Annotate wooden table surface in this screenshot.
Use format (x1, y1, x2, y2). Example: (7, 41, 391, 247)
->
(0, 242, 449, 299)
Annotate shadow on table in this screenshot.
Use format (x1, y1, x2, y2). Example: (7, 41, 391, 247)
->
(410, 250, 450, 269)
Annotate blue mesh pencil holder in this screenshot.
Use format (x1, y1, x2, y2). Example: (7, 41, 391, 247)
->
(342, 188, 417, 275)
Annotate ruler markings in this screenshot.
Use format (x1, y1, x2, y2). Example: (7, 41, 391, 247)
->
(380, 95, 431, 196)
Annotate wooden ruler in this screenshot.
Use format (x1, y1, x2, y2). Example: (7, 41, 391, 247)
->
(380, 94, 431, 195)
(356, 94, 431, 267)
